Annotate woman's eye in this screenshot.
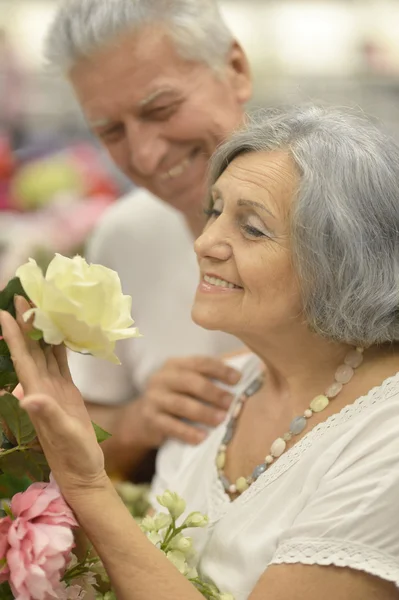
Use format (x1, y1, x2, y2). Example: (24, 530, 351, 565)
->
(243, 224, 266, 238)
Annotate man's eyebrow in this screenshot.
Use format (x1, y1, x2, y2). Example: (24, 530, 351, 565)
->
(139, 88, 178, 107)
(88, 118, 113, 129)
(87, 88, 179, 128)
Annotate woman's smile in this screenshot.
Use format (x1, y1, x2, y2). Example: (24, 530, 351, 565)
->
(198, 272, 244, 294)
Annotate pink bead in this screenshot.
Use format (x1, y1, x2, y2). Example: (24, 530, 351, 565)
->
(344, 350, 364, 369)
(325, 381, 343, 398)
(335, 364, 354, 384)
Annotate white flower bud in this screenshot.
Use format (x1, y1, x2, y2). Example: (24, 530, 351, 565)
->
(153, 512, 172, 531)
(185, 566, 198, 579)
(169, 534, 193, 555)
(166, 551, 188, 574)
(156, 490, 186, 520)
(140, 516, 156, 532)
(147, 531, 162, 546)
(182, 512, 209, 528)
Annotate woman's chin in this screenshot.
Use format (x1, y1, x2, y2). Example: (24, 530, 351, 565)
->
(191, 306, 228, 332)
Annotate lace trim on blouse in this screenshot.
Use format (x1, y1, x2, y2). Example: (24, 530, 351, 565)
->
(270, 538, 399, 587)
(207, 371, 399, 525)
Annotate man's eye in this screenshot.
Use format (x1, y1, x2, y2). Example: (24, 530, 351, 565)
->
(99, 125, 124, 141)
(147, 105, 177, 120)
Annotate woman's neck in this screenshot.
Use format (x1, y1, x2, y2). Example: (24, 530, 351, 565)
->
(241, 327, 399, 415)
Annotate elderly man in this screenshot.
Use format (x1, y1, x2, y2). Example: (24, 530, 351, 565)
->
(45, 0, 252, 476)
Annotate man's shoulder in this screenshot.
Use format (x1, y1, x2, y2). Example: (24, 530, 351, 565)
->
(98, 188, 183, 233)
(89, 188, 187, 254)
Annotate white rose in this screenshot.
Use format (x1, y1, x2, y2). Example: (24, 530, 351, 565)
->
(16, 254, 140, 364)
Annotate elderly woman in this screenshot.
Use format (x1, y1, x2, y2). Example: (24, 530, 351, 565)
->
(1, 105, 399, 600)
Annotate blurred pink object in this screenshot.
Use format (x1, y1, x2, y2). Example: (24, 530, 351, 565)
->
(0, 516, 11, 583)
(0, 478, 78, 599)
(12, 383, 24, 400)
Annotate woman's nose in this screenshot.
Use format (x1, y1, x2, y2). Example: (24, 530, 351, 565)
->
(194, 220, 232, 262)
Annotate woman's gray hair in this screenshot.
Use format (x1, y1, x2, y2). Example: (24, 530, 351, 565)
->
(209, 105, 399, 346)
(45, 0, 234, 72)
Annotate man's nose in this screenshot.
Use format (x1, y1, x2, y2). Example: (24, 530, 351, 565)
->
(126, 120, 168, 177)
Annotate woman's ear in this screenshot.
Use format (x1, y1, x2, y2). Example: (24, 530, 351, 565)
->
(225, 41, 253, 105)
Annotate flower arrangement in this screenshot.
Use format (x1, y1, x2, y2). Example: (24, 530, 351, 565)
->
(0, 136, 119, 288)
(0, 254, 234, 600)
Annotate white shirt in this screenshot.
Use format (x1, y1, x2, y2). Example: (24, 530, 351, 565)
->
(152, 353, 399, 599)
(68, 189, 241, 404)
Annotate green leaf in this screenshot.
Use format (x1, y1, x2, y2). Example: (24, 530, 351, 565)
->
(0, 393, 36, 445)
(0, 355, 14, 373)
(0, 276, 30, 329)
(0, 582, 14, 600)
(0, 370, 18, 390)
(0, 448, 49, 482)
(29, 329, 43, 341)
(0, 339, 10, 357)
(92, 422, 112, 444)
(0, 472, 31, 497)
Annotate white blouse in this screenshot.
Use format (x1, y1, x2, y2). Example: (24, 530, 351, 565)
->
(151, 353, 399, 600)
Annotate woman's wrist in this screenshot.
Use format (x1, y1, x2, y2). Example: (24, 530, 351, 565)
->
(58, 469, 111, 510)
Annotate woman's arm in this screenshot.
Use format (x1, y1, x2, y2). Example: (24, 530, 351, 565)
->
(1, 303, 397, 600)
(70, 478, 204, 600)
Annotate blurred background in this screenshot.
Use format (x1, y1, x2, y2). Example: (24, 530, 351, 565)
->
(1, 0, 399, 285)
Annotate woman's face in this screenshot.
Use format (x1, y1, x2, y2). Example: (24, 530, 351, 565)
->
(192, 150, 303, 342)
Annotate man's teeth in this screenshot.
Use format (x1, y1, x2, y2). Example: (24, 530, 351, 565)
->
(161, 157, 191, 180)
(204, 275, 237, 289)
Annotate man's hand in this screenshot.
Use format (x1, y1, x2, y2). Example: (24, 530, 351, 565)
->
(120, 355, 241, 449)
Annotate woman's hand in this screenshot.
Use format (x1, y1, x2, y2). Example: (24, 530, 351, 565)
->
(0, 296, 107, 501)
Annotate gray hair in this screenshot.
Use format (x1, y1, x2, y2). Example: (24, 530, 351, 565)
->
(209, 105, 399, 346)
(45, 0, 234, 72)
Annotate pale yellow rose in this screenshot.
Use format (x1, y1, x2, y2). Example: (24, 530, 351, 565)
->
(16, 254, 141, 364)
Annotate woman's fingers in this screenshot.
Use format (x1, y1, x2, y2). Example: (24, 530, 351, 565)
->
(0, 310, 39, 393)
(14, 296, 48, 373)
(52, 344, 73, 382)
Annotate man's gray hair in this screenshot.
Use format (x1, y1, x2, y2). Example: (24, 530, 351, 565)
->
(45, 0, 234, 72)
(209, 105, 399, 346)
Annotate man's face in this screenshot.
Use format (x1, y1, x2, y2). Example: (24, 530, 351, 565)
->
(69, 26, 252, 214)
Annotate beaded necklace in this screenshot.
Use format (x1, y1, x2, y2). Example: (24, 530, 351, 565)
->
(216, 347, 364, 496)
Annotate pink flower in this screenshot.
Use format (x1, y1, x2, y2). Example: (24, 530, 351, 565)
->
(1, 478, 78, 600)
(11, 479, 77, 529)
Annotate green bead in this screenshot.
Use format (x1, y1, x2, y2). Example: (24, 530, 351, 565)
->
(310, 394, 329, 413)
(216, 451, 226, 470)
(236, 476, 249, 493)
